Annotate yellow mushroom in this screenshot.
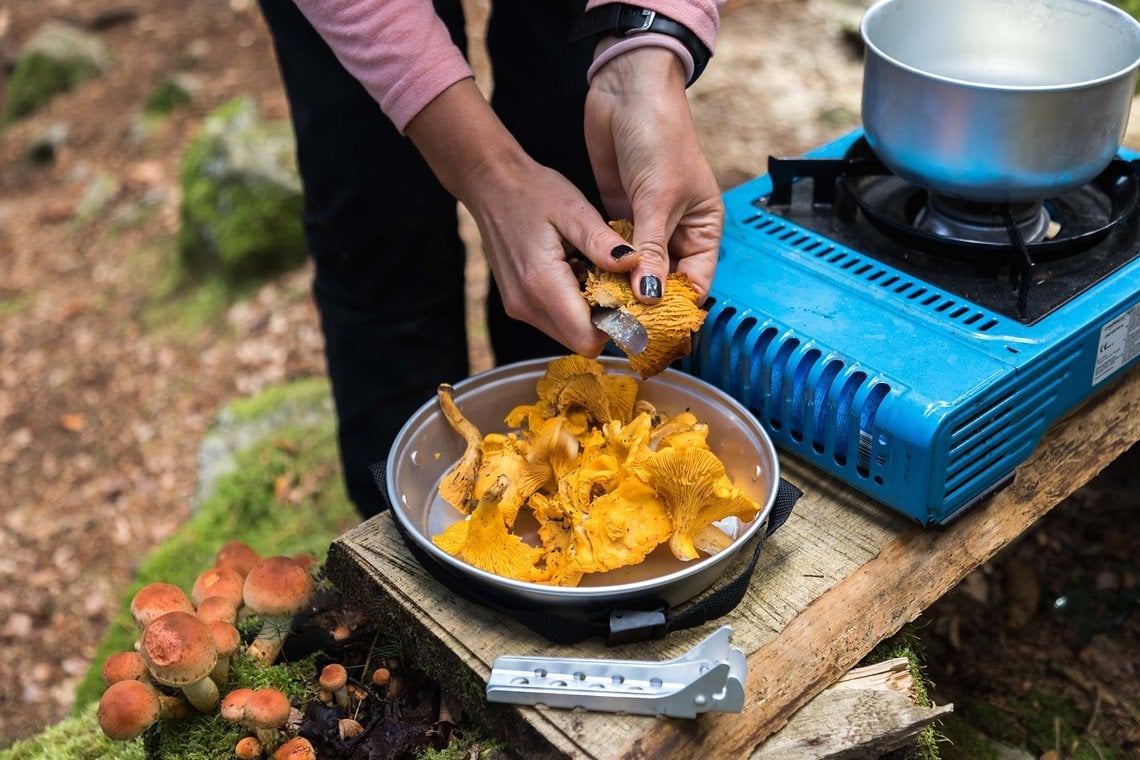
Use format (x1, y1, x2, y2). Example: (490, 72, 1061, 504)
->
(641, 447, 762, 561)
(437, 383, 484, 512)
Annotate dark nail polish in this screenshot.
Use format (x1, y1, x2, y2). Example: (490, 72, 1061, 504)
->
(610, 244, 635, 260)
(640, 275, 662, 299)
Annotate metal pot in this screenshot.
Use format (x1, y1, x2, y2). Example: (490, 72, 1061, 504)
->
(860, 0, 1140, 202)
(385, 357, 780, 618)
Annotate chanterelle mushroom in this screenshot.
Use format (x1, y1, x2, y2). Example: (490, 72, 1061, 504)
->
(432, 474, 544, 581)
(582, 221, 707, 379)
(138, 610, 220, 713)
(242, 556, 314, 666)
(437, 383, 484, 512)
(641, 447, 762, 561)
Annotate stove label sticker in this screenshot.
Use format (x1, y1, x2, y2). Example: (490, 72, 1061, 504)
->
(1092, 304, 1140, 386)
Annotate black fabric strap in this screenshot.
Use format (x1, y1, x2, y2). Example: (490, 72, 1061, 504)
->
(371, 461, 800, 645)
(569, 3, 712, 86)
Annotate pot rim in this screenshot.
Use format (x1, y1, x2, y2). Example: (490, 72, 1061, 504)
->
(860, 0, 1140, 93)
(385, 356, 780, 602)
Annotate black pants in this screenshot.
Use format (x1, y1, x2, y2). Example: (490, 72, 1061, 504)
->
(258, 0, 599, 516)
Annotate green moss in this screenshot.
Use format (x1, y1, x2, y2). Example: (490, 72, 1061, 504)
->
(71, 404, 356, 713)
(177, 98, 306, 288)
(863, 623, 946, 760)
(951, 689, 1121, 760)
(143, 79, 192, 117)
(419, 728, 508, 760)
(0, 702, 144, 760)
(0, 291, 34, 319)
(4, 51, 100, 124)
(225, 378, 331, 423)
(933, 714, 1005, 760)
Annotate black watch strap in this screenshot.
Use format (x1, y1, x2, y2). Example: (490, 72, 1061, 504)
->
(570, 3, 711, 86)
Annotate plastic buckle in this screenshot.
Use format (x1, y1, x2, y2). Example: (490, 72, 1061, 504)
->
(625, 9, 656, 35)
(607, 608, 668, 645)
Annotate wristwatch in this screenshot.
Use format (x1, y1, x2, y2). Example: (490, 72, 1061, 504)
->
(569, 3, 712, 87)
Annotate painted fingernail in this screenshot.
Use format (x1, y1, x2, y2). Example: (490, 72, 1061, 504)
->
(639, 275, 662, 299)
(611, 244, 635, 260)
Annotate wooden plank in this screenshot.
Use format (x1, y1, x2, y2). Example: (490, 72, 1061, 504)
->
(326, 368, 1140, 760)
(752, 657, 953, 759)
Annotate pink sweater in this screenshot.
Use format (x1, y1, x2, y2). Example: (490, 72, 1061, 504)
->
(290, 0, 724, 133)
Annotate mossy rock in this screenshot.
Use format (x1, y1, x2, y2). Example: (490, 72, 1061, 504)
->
(177, 97, 307, 289)
(4, 21, 108, 124)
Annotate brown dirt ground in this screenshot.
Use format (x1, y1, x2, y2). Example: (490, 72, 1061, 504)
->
(0, 0, 1137, 755)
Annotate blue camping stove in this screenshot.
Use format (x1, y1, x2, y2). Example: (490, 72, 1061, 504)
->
(685, 130, 1140, 525)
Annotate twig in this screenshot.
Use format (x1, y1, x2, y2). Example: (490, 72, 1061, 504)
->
(353, 629, 382, 721)
(1085, 688, 1103, 735)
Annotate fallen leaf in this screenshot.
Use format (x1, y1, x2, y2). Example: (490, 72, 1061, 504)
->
(59, 414, 86, 433)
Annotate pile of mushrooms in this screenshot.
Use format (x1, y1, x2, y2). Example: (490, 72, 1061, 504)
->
(431, 355, 765, 584)
(96, 540, 321, 757)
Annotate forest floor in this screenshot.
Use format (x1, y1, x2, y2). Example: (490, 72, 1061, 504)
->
(0, 0, 1136, 756)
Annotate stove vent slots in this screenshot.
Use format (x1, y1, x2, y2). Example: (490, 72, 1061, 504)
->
(940, 347, 1081, 504)
(689, 299, 891, 481)
(742, 211, 1002, 332)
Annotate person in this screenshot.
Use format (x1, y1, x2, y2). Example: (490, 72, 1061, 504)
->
(256, 0, 726, 517)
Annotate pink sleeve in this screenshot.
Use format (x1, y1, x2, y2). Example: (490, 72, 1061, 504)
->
(291, 0, 474, 134)
(584, 0, 725, 53)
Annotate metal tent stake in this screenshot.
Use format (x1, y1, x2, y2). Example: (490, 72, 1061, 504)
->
(485, 626, 746, 719)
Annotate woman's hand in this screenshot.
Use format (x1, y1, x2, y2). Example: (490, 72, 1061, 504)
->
(584, 45, 723, 304)
(406, 79, 641, 356)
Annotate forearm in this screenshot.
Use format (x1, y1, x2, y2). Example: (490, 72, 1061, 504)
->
(404, 79, 531, 209)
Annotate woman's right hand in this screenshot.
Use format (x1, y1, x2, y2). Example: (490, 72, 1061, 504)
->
(406, 79, 642, 356)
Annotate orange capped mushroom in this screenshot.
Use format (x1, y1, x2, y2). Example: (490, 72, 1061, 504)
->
(215, 539, 262, 577)
(97, 679, 162, 741)
(130, 582, 194, 631)
(138, 610, 220, 712)
(242, 556, 314, 666)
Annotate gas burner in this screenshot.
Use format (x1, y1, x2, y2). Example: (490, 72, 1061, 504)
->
(914, 195, 1051, 246)
(759, 137, 1140, 323)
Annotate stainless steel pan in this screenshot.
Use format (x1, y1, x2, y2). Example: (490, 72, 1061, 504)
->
(861, 0, 1140, 202)
(385, 357, 780, 617)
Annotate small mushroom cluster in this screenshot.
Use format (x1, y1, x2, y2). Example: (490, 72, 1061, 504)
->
(95, 540, 319, 756)
(311, 658, 404, 743)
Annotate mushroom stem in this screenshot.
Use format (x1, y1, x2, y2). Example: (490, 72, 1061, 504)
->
(181, 675, 220, 713)
(247, 614, 291, 667)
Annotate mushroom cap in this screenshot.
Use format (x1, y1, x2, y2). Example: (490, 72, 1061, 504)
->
(138, 611, 218, 687)
(245, 687, 292, 731)
(235, 736, 263, 760)
(215, 540, 262, 577)
(318, 663, 348, 691)
(97, 679, 161, 741)
(272, 736, 317, 760)
(191, 566, 245, 607)
(370, 667, 391, 688)
(195, 594, 238, 625)
(101, 651, 149, 686)
(207, 619, 242, 657)
(242, 556, 314, 618)
(219, 687, 254, 724)
(130, 582, 194, 630)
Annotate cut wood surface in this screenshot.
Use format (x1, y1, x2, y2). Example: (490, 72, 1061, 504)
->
(751, 657, 952, 759)
(326, 368, 1139, 760)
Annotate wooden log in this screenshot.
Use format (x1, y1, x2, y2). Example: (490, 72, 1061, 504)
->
(752, 657, 952, 759)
